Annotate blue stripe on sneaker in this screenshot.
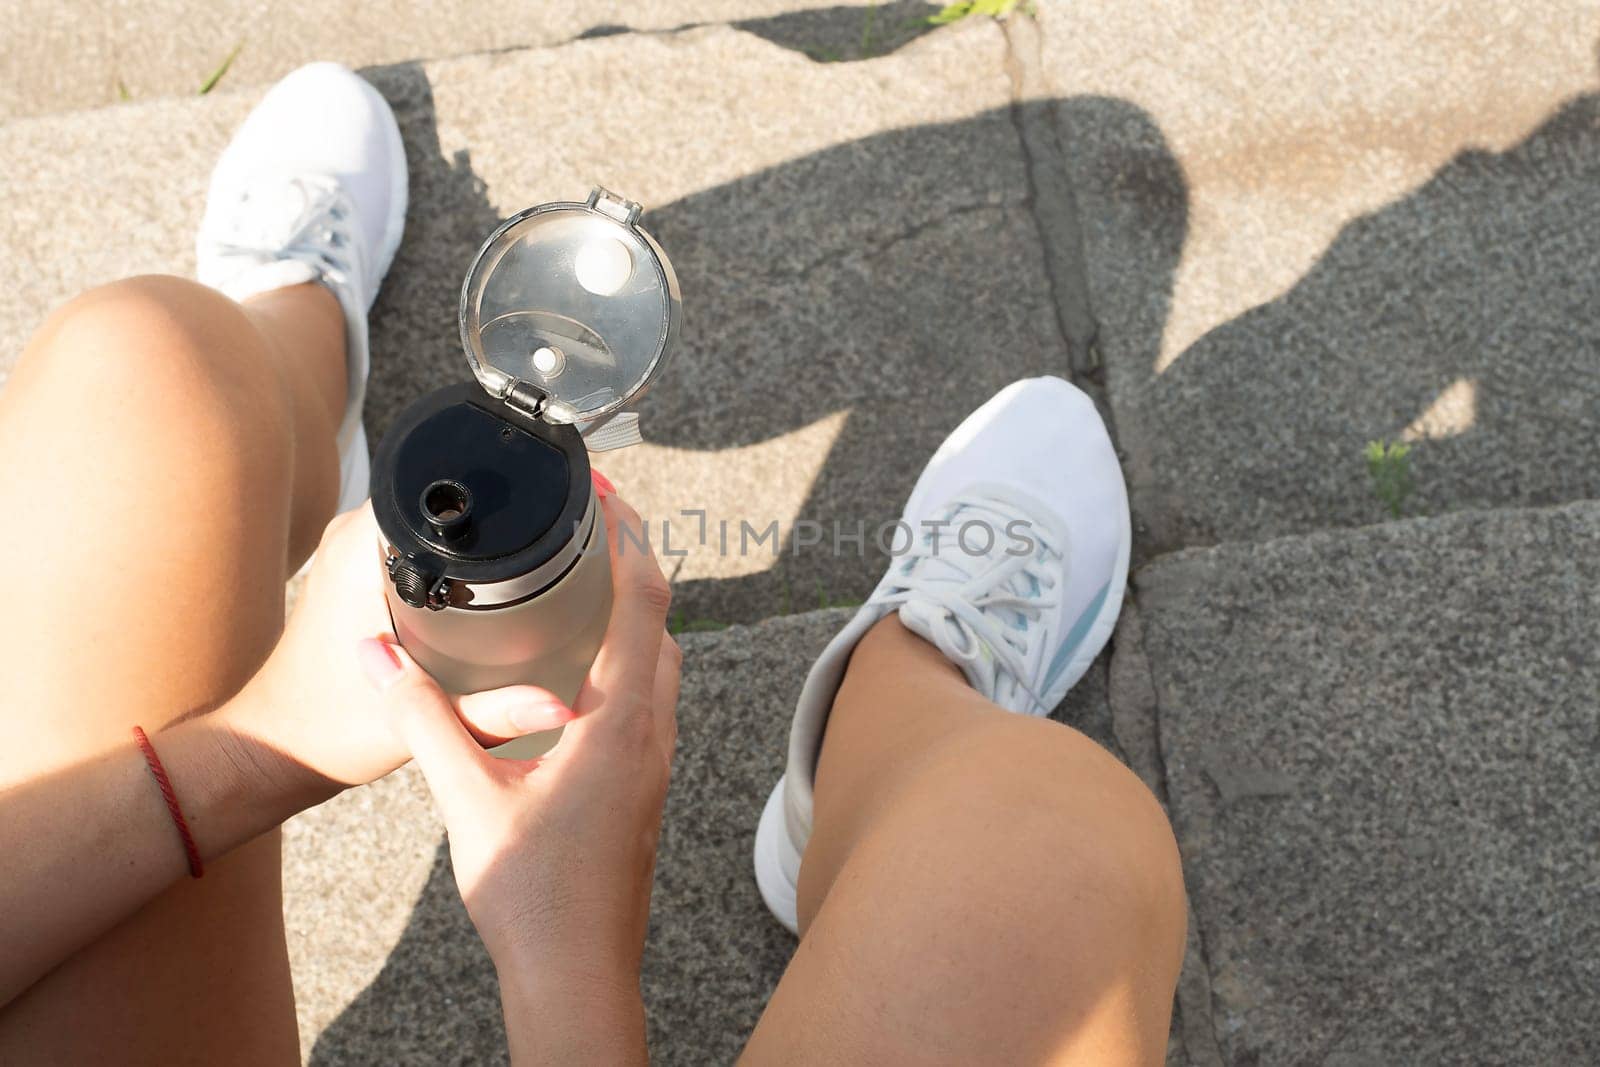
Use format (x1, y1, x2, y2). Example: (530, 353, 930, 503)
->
(1041, 578, 1113, 693)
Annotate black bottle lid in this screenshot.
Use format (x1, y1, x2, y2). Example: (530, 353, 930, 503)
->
(371, 383, 592, 609)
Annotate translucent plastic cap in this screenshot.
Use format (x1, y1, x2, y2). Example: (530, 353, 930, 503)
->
(459, 188, 681, 425)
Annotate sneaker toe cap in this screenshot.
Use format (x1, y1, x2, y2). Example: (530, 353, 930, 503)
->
(920, 375, 1123, 514)
(210, 63, 406, 279)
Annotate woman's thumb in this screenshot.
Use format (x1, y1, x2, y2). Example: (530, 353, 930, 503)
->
(357, 637, 486, 798)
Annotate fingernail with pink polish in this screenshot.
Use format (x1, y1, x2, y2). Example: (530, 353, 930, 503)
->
(509, 702, 576, 733)
(357, 637, 404, 690)
(591, 469, 616, 499)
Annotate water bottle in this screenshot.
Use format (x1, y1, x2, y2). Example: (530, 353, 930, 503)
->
(370, 188, 680, 758)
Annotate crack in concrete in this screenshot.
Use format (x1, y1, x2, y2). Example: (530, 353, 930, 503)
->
(1001, 14, 1229, 1064)
(997, 17, 1102, 383)
(999, 15, 1140, 547)
(1110, 605, 1228, 1067)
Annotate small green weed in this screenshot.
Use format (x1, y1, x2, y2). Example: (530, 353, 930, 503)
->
(815, 580, 863, 611)
(861, 2, 880, 53)
(199, 43, 243, 95)
(668, 611, 729, 635)
(1365, 440, 1414, 519)
(928, 0, 1032, 25)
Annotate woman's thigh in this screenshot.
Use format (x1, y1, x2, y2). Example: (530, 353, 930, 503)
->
(0, 278, 310, 1064)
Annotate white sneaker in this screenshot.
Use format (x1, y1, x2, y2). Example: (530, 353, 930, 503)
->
(196, 62, 408, 513)
(752, 376, 1131, 933)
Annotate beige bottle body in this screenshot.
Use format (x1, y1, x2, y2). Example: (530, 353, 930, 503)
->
(384, 509, 612, 759)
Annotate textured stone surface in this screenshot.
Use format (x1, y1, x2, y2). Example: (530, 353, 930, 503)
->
(284, 606, 1120, 1063)
(1134, 501, 1600, 1063)
(0, 0, 942, 119)
(1032, 2, 1600, 553)
(0, 20, 1081, 625)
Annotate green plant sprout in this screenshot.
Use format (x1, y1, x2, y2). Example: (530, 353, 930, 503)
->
(815, 580, 864, 611)
(668, 611, 729, 635)
(1365, 440, 1414, 519)
(807, 3, 920, 63)
(929, 0, 1032, 25)
(199, 43, 243, 95)
(861, 2, 879, 54)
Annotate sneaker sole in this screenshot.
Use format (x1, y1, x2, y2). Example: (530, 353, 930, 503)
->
(754, 776, 802, 934)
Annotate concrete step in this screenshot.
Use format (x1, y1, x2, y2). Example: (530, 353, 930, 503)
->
(282, 603, 1118, 1062)
(1021, 2, 1600, 557)
(2, 18, 1087, 627)
(0, 0, 939, 120)
(1118, 498, 1600, 1063)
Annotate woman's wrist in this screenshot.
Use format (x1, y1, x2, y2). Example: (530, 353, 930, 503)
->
(496, 960, 647, 1066)
(218, 671, 347, 809)
(160, 687, 343, 862)
(0, 697, 335, 1005)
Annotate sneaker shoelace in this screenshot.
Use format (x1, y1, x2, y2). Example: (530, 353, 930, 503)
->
(204, 173, 361, 282)
(870, 486, 1068, 712)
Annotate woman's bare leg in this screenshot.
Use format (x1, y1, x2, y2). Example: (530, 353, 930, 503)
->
(743, 617, 1187, 1065)
(0, 275, 345, 1063)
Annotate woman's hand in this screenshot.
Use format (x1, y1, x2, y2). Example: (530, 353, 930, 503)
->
(363, 492, 679, 1065)
(232, 503, 577, 796)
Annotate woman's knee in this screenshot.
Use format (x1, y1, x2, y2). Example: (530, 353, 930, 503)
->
(4, 276, 299, 529)
(27, 276, 273, 398)
(917, 716, 1187, 943)
(17, 276, 292, 460)
(793, 719, 1186, 1058)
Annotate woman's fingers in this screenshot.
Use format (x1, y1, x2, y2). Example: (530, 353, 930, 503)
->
(653, 635, 681, 768)
(316, 502, 386, 595)
(455, 685, 576, 747)
(571, 493, 672, 739)
(357, 637, 488, 804)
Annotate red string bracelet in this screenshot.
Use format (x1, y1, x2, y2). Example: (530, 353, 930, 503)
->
(132, 726, 204, 879)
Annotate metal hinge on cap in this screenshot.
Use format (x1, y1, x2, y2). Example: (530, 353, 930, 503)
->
(588, 187, 642, 226)
(502, 378, 550, 420)
(500, 376, 645, 451)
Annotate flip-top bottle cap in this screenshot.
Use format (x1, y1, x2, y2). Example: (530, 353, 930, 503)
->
(459, 188, 681, 425)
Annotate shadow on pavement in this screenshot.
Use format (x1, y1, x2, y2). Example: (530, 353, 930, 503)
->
(580, 2, 943, 63)
(357, 87, 1097, 629)
(1102, 93, 1600, 552)
(734, 1, 943, 61)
